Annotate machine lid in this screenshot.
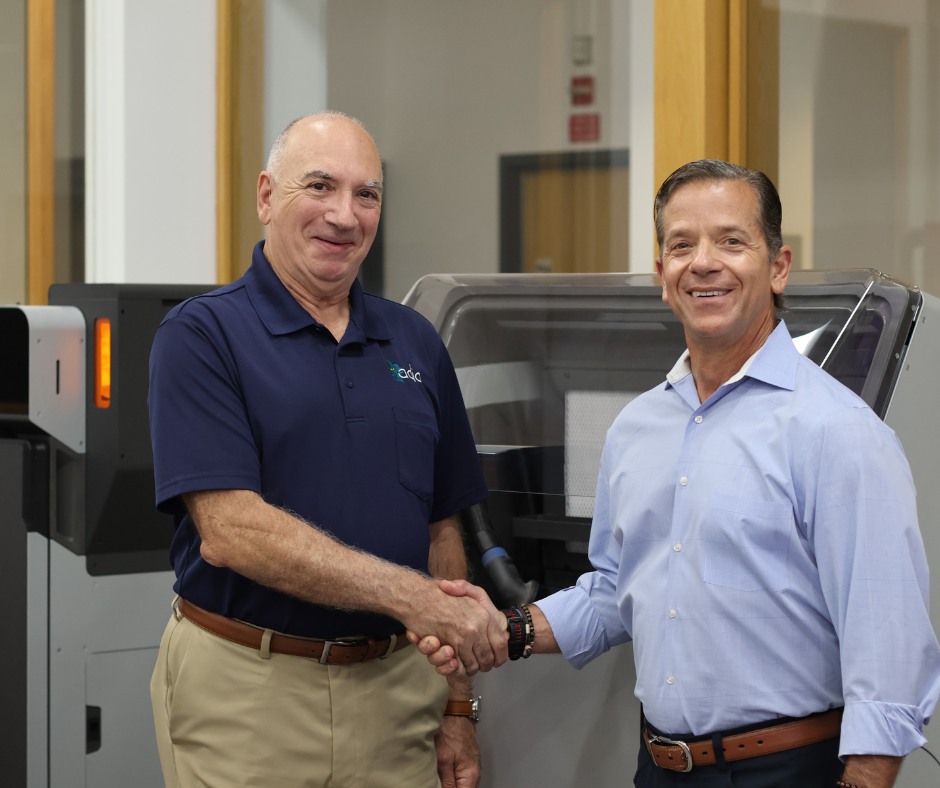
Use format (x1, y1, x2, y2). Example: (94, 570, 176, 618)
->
(404, 270, 920, 503)
(0, 305, 86, 454)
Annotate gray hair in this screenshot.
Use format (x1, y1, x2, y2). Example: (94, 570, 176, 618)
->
(654, 160, 785, 311)
(265, 111, 374, 183)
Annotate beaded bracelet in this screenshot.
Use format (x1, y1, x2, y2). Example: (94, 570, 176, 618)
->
(520, 604, 535, 658)
(836, 780, 866, 788)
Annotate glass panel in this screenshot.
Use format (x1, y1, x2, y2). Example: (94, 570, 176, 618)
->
(0, 0, 27, 305)
(54, 0, 85, 286)
(406, 270, 918, 505)
(778, 1, 940, 294)
(259, 0, 649, 300)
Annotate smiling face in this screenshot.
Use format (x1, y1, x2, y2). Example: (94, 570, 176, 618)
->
(655, 179, 790, 355)
(257, 115, 383, 296)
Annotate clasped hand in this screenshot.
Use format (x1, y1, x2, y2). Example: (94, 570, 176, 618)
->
(406, 579, 509, 676)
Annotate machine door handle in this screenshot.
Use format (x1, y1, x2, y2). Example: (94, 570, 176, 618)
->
(86, 705, 101, 754)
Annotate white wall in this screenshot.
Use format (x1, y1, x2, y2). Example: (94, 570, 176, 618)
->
(86, 0, 216, 285)
(627, 0, 654, 272)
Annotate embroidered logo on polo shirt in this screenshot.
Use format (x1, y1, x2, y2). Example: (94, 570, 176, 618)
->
(386, 360, 422, 383)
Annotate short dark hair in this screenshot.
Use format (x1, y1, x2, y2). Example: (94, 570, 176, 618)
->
(654, 159, 785, 312)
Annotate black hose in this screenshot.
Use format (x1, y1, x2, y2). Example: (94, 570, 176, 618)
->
(461, 501, 538, 607)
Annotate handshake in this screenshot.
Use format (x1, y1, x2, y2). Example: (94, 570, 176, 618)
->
(403, 578, 515, 676)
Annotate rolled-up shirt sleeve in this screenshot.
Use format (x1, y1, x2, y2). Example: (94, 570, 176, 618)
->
(800, 406, 940, 758)
(538, 439, 631, 669)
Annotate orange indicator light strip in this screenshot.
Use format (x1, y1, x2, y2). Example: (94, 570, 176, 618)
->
(95, 318, 111, 408)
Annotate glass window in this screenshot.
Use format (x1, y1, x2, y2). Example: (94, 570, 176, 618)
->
(405, 269, 917, 532)
(259, 0, 649, 300)
(54, 0, 85, 287)
(778, 1, 940, 295)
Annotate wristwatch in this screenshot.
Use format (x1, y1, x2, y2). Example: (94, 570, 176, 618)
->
(504, 604, 535, 660)
(444, 697, 481, 723)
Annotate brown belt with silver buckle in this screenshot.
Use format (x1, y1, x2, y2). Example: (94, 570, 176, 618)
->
(643, 707, 844, 773)
(177, 598, 411, 664)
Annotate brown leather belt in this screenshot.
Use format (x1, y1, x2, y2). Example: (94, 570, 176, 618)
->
(643, 708, 843, 773)
(177, 598, 411, 665)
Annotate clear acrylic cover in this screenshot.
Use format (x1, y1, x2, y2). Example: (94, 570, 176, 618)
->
(405, 270, 919, 513)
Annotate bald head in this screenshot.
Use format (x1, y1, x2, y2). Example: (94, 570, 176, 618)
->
(266, 112, 379, 184)
(256, 110, 384, 302)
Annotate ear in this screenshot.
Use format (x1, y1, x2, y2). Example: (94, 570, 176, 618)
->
(655, 258, 669, 304)
(257, 171, 274, 225)
(771, 245, 792, 295)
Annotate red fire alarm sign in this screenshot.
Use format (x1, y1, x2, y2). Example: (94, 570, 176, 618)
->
(571, 76, 594, 105)
(569, 113, 601, 143)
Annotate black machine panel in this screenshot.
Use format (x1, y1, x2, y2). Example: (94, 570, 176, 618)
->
(0, 309, 29, 414)
(19, 284, 217, 574)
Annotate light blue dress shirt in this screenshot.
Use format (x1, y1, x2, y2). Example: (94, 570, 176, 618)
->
(538, 320, 940, 758)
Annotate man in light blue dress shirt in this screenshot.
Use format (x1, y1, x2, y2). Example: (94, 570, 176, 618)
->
(422, 160, 940, 787)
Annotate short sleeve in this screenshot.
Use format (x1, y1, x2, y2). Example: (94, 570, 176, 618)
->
(428, 339, 488, 522)
(148, 315, 262, 514)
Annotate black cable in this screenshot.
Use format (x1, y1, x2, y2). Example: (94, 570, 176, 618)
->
(460, 502, 538, 607)
(921, 744, 940, 769)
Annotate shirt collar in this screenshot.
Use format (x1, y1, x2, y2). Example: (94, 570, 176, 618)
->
(245, 241, 393, 341)
(666, 320, 799, 392)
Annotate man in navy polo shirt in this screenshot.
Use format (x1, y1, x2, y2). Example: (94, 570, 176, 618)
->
(148, 112, 505, 788)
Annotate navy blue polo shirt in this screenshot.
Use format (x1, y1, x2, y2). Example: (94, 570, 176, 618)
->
(148, 241, 487, 639)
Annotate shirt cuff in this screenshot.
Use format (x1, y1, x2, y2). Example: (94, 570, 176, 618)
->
(839, 700, 928, 759)
(535, 585, 613, 670)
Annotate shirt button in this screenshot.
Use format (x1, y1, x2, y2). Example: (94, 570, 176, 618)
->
(680, 477, 688, 486)
(694, 415, 703, 424)
(674, 542, 682, 552)
(669, 609, 677, 618)
(666, 675, 675, 685)
(345, 378, 354, 388)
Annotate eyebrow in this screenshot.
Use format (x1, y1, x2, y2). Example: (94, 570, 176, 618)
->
(301, 170, 384, 194)
(713, 224, 751, 236)
(302, 169, 334, 182)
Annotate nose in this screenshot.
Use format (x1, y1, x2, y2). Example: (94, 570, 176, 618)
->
(325, 190, 358, 231)
(688, 240, 721, 275)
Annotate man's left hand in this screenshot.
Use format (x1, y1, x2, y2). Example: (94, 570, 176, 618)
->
(436, 715, 480, 788)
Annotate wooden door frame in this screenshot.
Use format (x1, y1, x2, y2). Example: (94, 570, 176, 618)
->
(27, 0, 55, 305)
(654, 0, 779, 192)
(216, 0, 265, 285)
(499, 149, 630, 273)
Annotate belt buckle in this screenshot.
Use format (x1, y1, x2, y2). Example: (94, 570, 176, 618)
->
(318, 636, 365, 664)
(648, 734, 694, 773)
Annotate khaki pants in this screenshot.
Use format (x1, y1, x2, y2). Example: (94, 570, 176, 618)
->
(151, 609, 449, 788)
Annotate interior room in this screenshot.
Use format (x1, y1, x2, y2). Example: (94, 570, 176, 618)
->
(2, 1, 939, 786)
